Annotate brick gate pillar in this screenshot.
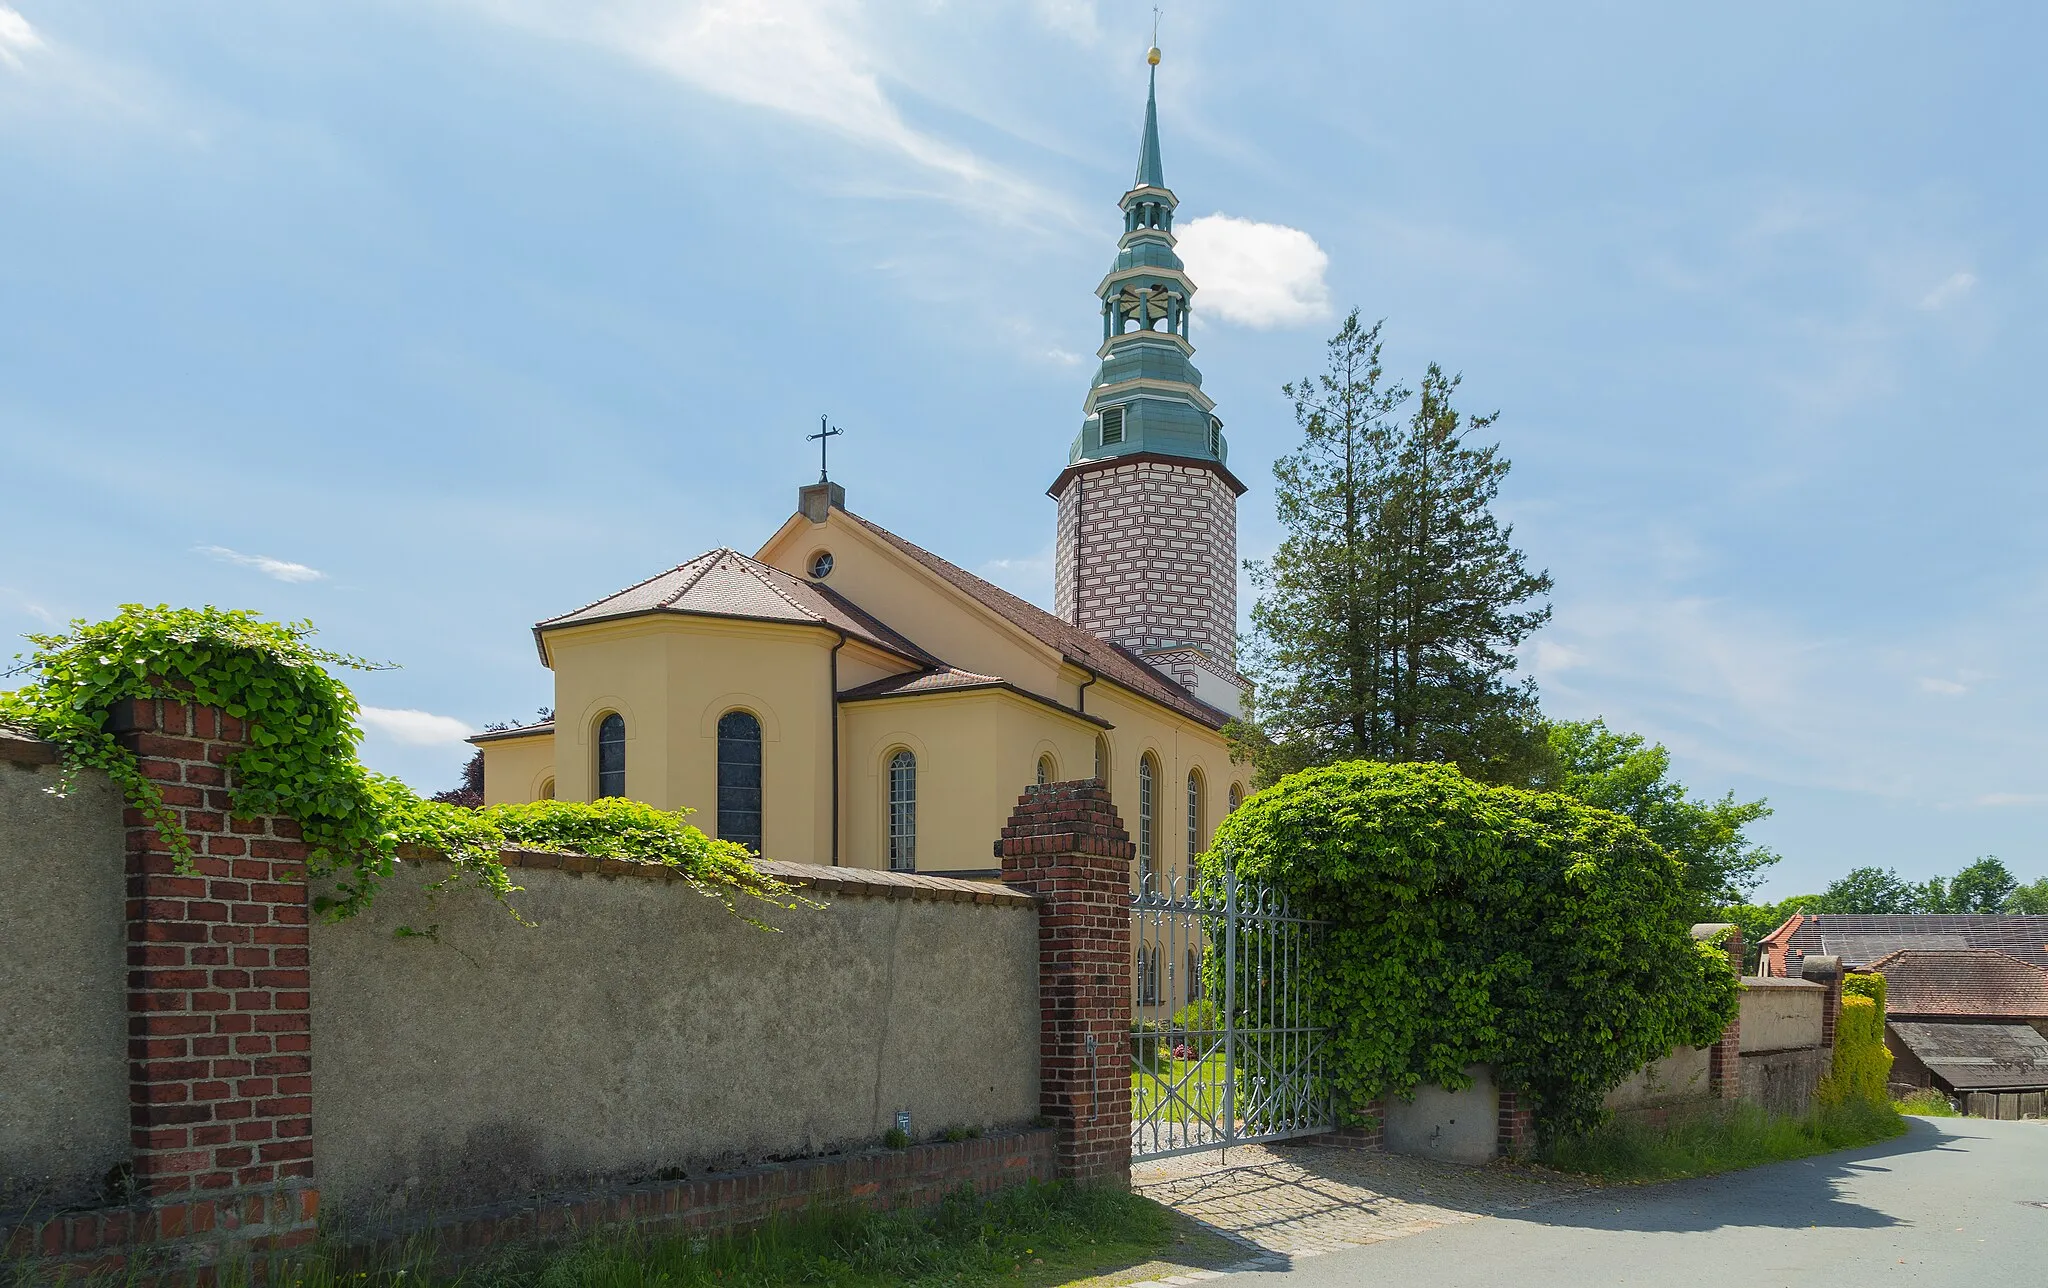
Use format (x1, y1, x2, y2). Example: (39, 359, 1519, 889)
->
(1695, 923, 1744, 1098)
(1801, 953, 1844, 1048)
(996, 780, 1134, 1187)
(114, 697, 318, 1257)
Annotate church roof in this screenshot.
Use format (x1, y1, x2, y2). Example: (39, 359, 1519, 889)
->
(838, 665, 1112, 727)
(1764, 913, 2048, 973)
(1135, 63, 1165, 191)
(534, 548, 937, 666)
(844, 513, 1233, 730)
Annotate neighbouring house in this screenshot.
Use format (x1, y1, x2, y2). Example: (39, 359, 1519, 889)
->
(472, 66, 1251, 885)
(1866, 947, 2048, 1110)
(1756, 913, 2048, 977)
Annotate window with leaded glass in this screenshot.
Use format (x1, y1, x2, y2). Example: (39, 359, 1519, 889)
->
(595, 713, 626, 799)
(1186, 770, 1202, 868)
(1137, 753, 1156, 888)
(716, 710, 763, 854)
(888, 749, 917, 872)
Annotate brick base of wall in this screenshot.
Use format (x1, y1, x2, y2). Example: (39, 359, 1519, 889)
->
(3, 1186, 316, 1278)
(1299, 1098, 1385, 1151)
(6, 1132, 1054, 1278)
(344, 1129, 1057, 1267)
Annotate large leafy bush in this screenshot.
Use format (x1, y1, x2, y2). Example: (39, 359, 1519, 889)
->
(1821, 974, 1893, 1108)
(1207, 759, 1739, 1140)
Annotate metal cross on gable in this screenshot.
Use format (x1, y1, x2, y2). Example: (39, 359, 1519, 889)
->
(808, 415, 843, 483)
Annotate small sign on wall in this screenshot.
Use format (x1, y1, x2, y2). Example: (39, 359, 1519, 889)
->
(895, 1109, 912, 1137)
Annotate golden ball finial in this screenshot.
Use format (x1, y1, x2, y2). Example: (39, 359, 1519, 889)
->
(1147, 46, 1162, 66)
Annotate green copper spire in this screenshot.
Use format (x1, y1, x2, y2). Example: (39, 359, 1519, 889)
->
(1064, 47, 1228, 475)
(1135, 63, 1165, 190)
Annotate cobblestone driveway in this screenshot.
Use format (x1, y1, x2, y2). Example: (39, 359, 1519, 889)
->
(1109, 1143, 1590, 1282)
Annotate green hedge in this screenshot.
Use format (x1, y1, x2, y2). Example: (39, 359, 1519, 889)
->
(1208, 760, 1739, 1141)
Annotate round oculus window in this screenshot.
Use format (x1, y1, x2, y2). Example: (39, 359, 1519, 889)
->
(809, 551, 835, 579)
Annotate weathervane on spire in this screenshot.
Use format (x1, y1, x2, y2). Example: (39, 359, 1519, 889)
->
(808, 415, 843, 484)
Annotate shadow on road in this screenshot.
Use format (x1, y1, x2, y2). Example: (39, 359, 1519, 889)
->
(1508, 1116, 1966, 1234)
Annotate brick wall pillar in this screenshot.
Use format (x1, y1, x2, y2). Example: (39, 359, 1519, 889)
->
(1801, 953, 1843, 1048)
(1495, 1089, 1534, 1159)
(115, 697, 318, 1256)
(1695, 923, 1744, 1098)
(996, 780, 1134, 1187)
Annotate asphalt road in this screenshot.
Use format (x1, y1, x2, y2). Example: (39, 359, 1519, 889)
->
(1221, 1116, 2048, 1286)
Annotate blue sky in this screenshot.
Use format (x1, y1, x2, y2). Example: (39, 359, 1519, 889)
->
(3, 2, 2042, 899)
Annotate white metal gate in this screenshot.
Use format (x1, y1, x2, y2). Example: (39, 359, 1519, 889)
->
(1130, 852, 1331, 1160)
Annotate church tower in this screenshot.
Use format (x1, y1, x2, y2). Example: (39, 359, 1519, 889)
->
(1050, 49, 1248, 716)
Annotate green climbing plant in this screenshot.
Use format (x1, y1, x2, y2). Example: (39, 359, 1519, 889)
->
(1, 604, 796, 924)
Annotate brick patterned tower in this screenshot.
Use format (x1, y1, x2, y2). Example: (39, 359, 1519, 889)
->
(996, 780, 1135, 1186)
(1050, 49, 1248, 716)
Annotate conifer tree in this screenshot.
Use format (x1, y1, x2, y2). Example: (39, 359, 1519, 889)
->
(1238, 312, 1553, 784)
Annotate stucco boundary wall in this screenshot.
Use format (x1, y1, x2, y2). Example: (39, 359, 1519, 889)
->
(3, 714, 1080, 1275)
(310, 851, 1043, 1228)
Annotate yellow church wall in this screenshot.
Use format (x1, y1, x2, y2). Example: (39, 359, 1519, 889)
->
(477, 732, 554, 807)
(1079, 679, 1249, 893)
(541, 615, 841, 864)
(840, 687, 1102, 874)
(757, 512, 1068, 701)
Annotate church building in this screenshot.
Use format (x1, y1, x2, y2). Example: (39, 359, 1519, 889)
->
(474, 55, 1250, 885)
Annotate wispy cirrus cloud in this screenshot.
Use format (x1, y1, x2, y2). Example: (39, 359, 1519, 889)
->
(1919, 270, 1976, 311)
(358, 706, 476, 746)
(196, 545, 326, 583)
(1176, 214, 1332, 328)
(460, 0, 1062, 217)
(0, 6, 41, 69)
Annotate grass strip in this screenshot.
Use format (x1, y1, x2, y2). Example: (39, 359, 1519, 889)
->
(1540, 1098, 1907, 1183)
(1892, 1088, 1961, 1117)
(8, 1182, 1214, 1288)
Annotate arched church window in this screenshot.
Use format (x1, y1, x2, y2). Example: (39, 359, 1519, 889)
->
(1138, 753, 1157, 889)
(1187, 947, 1203, 1004)
(888, 749, 917, 872)
(595, 713, 626, 799)
(716, 710, 763, 854)
(1186, 769, 1203, 868)
(538, 778, 555, 801)
(1228, 783, 1243, 812)
(1036, 754, 1054, 788)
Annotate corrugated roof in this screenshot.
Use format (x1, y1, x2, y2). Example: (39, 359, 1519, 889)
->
(1778, 914, 2048, 973)
(1870, 949, 2048, 1020)
(534, 548, 937, 667)
(844, 513, 1233, 730)
(1889, 1021, 2048, 1092)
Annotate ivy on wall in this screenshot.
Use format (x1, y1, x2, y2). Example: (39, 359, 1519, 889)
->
(1, 605, 794, 925)
(1206, 759, 1740, 1141)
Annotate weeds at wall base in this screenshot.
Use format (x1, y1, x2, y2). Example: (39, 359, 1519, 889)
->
(2, 1182, 1198, 1288)
(1539, 1099, 1907, 1183)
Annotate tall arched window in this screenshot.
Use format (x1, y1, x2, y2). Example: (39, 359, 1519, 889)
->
(888, 749, 917, 872)
(1036, 754, 1054, 788)
(1094, 736, 1108, 786)
(1228, 783, 1243, 812)
(1136, 944, 1160, 1007)
(716, 710, 763, 854)
(1187, 947, 1203, 1004)
(595, 713, 626, 799)
(1137, 753, 1157, 888)
(1186, 770, 1203, 868)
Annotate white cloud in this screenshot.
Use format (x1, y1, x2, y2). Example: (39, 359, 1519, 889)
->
(196, 544, 327, 583)
(1918, 676, 1968, 696)
(358, 707, 477, 746)
(1919, 270, 1976, 311)
(1175, 214, 1332, 328)
(1032, 0, 1101, 43)
(979, 547, 1055, 608)
(463, 1, 1053, 213)
(1974, 793, 2048, 808)
(0, 6, 41, 69)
